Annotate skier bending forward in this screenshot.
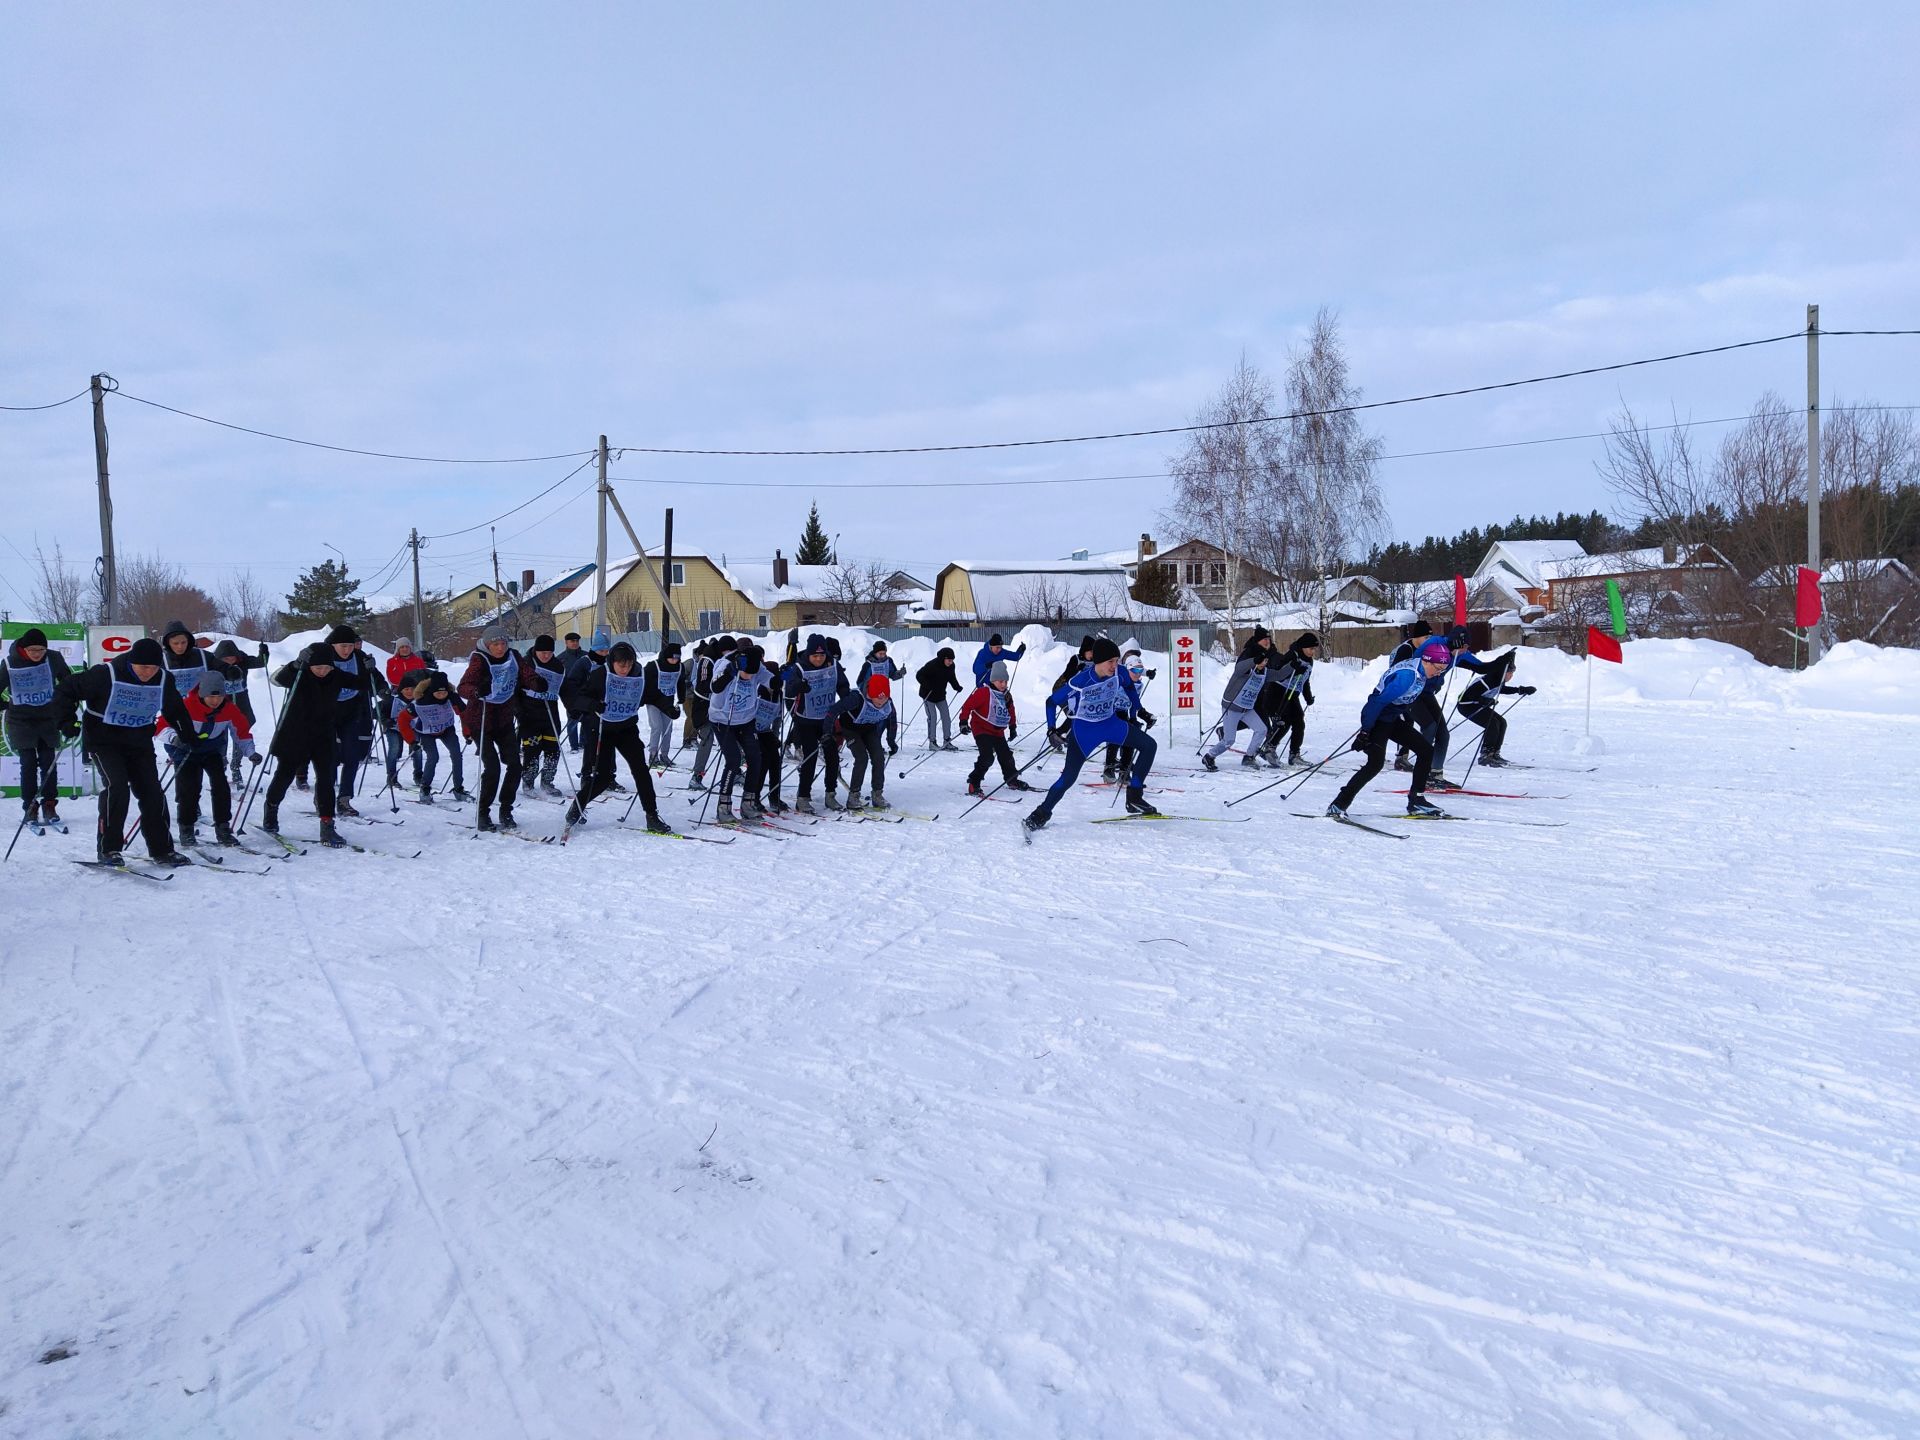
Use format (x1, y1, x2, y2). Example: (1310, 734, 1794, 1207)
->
(1023, 638, 1159, 833)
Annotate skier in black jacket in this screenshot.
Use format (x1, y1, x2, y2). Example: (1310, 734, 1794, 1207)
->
(261, 642, 351, 847)
(914, 647, 962, 751)
(208, 638, 269, 785)
(323, 626, 388, 815)
(1256, 632, 1319, 766)
(1456, 649, 1535, 768)
(2, 627, 74, 831)
(783, 633, 849, 815)
(53, 636, 196, 866)
(642, 642, 687, 767)
(563, 642, 670, 834)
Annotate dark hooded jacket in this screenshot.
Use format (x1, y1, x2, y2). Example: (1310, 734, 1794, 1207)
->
(2, 635, 75, 726)
(57, 655, 195, 751)
(916, 649, 962, 702)
(209, 639, 267, 721)
(269, 646, 351, 758)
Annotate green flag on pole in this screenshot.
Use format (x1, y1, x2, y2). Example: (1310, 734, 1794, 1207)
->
(1606, 579, 1627, 638)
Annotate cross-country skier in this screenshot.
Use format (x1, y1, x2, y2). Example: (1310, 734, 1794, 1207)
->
(457, 627, 527, 832)
(562, 628, 611, 782)
(55, 636, 196, 866)
(783, 633, 848, 815)
(1456, 649, 1534, 768)
(557, 632, 586, 752)
(208, 639, 269, 786)
(835, 642, 901, 812)
(1329, 638, 1453, 820)
(915, 647, 963, 750)
(323, 626, 388, 816)
(3, 627, 73, 834)
(707, 642, 767, 821)
(753, 655, 789, 813)
(642, 641, 686, 767)
(972, 633, 1027, 686)
(688, 634, 737, 789)
(1102, 650, 1156, 781)
(404, 670, 467, 801)
(1023, 637, 1160, 832)
(159, 620, 210, 699)
(260, 642, 351, 847)
(517, 635, 567, 798)
(1256, 632, 1319, 766)
(563, 641, 670, 834)
(960, 659, 1035, 796)
(383, 671, 424, 795)
(157, 671, 259, 847)
(1390, 621, 1434, 773)
(1416, 627, 1497, 792)
(1202, 646, 1272, 770)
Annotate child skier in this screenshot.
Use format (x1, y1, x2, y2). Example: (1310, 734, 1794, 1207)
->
(1023, 638, 1159, 832)
(382, 672, 424, 795)
(325, 627, 388, 816)
(457, 627, 527, 832)
(959, 659, 1035, 796)
(518, 634, 567, 798)
(754, 657, 789, 813)
(563, 641, 670, 834)
(159, 620, 210, 699)
(54, 636, 196, 866)
(157, 671, 260, 847)
(706, 642, 767, 821)
(689, 634, 737, 789)
(1328, 639, 1453, 820)
(783, 633, 848, 815)
(261, 643, 351, 847)
(1101, 650, 1156, 781)
(208, 639, 269, 787)
(642, 641, 686, 768)
(1455, 650, 1535, 768)
(1, 626, 73, 833)
(972, 633, 1027, 686)
(914, 646, 962, 750)
(835, 642, 901, 812)
(405, 670, 468, 801)
(1201, 647, 1272, 770)
(1256, 632, 1319, 766)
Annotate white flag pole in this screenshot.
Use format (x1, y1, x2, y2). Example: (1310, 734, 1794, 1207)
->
(1585, 649, 1593, 737)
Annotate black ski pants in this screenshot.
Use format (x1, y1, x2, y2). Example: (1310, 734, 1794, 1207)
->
(1411, 691, 1451, 773)
(578, 721, 659, 816)
(5, 714, 60, 813)
(843, 721, 886, 799)
(176, 751, 234, 830)
(93, 733, 172, 858)
(1460, 700, 1507, 759)
(1261, 694, 1306, 757)
(336, 727, 374, 800)
(1335, 714, 1432, 811)
(476, 725, 523, 818)
(266, 733, 338, 821)
(713, 721, 763, 800)
(968, 732, 1019, 787)
(789, 716, 841, 799)
(757, 729, 783, 801)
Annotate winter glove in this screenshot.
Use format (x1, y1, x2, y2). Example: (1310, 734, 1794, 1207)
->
(236, 739, 257, 762)
(667, 705, 681, 719)
(1350, 730, 1372, 753)
(1046, 731, 1067, 754)
(1516, 685, 1537, 695)
(257, 641, 270, 661)
(1137, 709, 1157, 730)
(1007, 728, 1018, 742)
(1305, 693, 1315, 706)
(62, 720, 81, 741)
(247, 751, 263, 767)
(164, 740, 187, 765)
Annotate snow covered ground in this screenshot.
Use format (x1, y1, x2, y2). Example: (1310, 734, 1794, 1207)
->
(3, 635, 1918, 1438)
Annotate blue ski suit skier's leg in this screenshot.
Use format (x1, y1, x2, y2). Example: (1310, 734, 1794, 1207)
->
(1124, 724, 1157, 788)
(1034, 736, 1092, 818)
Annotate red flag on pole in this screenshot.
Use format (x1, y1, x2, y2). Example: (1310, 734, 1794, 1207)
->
(1795, 566, 1823, 629)
(1587, 626, 1623, 663)
(1452, 574, 1467, 627)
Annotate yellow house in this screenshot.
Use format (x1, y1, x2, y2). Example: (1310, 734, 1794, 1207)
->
(550, 549, 914, 638)
(446, 582, 502, 626)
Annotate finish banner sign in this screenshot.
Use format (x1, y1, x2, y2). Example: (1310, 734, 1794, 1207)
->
(1169, 627, 1201, 721)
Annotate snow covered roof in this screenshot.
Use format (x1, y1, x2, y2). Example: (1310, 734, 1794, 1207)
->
(945, 559, 1133, 619)
(470, 564, 596, 623)
(1540, 545, 1729, 583)
(551, 557, 645, 617)
(1474, 539, 1590, 588)
(1752, 558, 1918, 587)
(716, 560, 844, 608)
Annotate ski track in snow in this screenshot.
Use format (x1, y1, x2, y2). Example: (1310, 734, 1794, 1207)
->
(3, 639, 1919, 1438)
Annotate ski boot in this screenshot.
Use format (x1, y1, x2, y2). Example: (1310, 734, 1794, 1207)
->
(941, 741, 959, 752)
(687, 771, 707, 792)
(843, 792, 865, 813)
(794, 795, 818, 816)
(563, 799, 583, 826)
(475, 808, 496, 832)
(418, 785, 435, 804)
(178, 824, 199, 849)
(152, 849, 193, 869)
(1200, 753, 1218, 771)
(608, 778, 628, 793)
(497, 810, 519, 832)
(1287, 750, 1304, 767)
(1406, 795, 1446, 818)
(1125, 788, 1162, 816)
(215, 823, 239, 847)
(766, 794, 790, 815)
(715, 798, 736, 822)
(967, 780, 985, 797)
(823, 790, 843, 812)
(260, 803, 280, 834)
(450, 786, 471, 801)
(1426, 773, 1462, 793)
(869, 791, 890, 812)
(41, 799, 63, 832)
(1325, 800, 1348, 819)
(295, 775, 310, 792)
(1479, 753, 1511, 769)
(541, 779, 564, 798)
(645, 812, 673, 835)
(318, 819, 348, 848)
(98, 849, 126, 867)
(336, 797, 361, 818)
(1101, 762, 1119, 781)
(1007, 778, 1035, 791)
(1021, 807, 1051, 834)
(521, 775, 537, 799)
(1239, 754, 1260, 768)
(741, 797, 765, 821)
(1392, 752, 1416, 773)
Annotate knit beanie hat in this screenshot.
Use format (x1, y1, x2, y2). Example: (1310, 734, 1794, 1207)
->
(325, 624, 359, 646)
(197, 671, 227, 698)
(990, 660, 1011, 684)
(128, 637, 163, 666)
(533, 634, 555, 652)
(1089, 637, 1122, 664)
(481, 626, 510, 648)
(19, 627, 48, 649)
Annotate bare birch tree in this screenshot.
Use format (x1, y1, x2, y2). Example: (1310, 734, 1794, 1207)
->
(28, 541, 94, 623)
(216, 569, 278, 639)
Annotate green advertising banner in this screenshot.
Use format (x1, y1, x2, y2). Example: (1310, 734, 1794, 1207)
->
(2, 621, 90, 798)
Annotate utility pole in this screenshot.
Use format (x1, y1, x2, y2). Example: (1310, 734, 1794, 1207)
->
(91, 374, 117, 623)
(594, 434, 610, 638)
(409, 527, 425, 651)
(660, 507, 674, 641)
(1805, 304, 1822, 664)
(602, 483, 686, 637)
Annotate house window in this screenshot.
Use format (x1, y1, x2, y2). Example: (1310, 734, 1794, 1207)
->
(697, 609, 724, 632)
(1208, 563, 1226, 586)
(671, 563, 686, 586)
(1161, 563, 1178, 583)
(1184, 562, 1205, 585)
(757, 613, 769, 628)
(625, 610, 651, 633)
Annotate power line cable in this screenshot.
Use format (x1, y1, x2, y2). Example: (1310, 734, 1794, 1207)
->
(0, 388, 90, 412)
(107, 389, 597, 465)
(419, 456, 597, 540)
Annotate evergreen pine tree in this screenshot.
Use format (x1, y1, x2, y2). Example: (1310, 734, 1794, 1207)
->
(282, 559, 370, 631)
(796, 503, 833, 565)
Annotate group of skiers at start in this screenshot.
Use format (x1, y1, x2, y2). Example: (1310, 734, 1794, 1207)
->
(1, 614, 1542, 864)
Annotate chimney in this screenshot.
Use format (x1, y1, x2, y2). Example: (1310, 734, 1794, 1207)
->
(1139, 532, 1156, 561)
(521, 568, 537, 594)
(773, 549, 790, 589)
(1660, 540, 1677, 566)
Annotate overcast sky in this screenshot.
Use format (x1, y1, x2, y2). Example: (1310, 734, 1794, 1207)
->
(4, 1, 1917, 616)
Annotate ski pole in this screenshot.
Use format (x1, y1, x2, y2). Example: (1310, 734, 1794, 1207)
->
(545, 698, 578, 794)
(126, 758, 178, 847)
(1458, 692, 1530, 791)
(1225, 729, 1358, 808)
(2, 806, 33, 863)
